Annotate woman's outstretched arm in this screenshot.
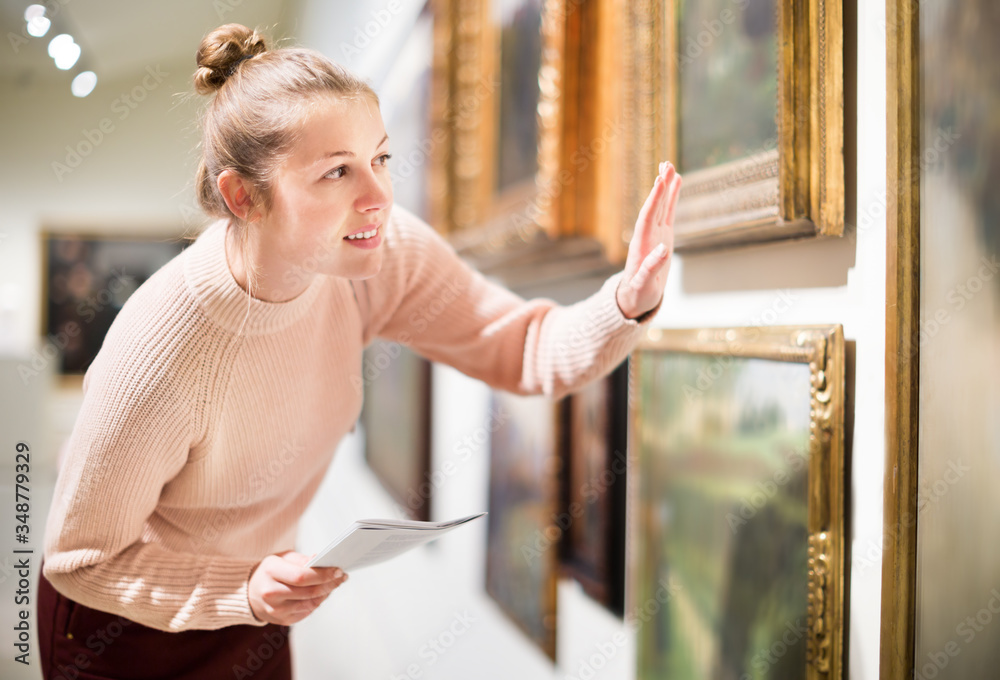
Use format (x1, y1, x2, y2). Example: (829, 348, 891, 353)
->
(356, 164, 681, 399)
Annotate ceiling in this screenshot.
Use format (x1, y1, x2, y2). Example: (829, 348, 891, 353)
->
(0, 0, 289, 90)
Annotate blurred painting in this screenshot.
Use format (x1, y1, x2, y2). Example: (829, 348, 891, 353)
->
(381, 3, 434, 220)
(561, 361, 628, 616)
(486, 389, 558, 660)
(913, 0, 1000, 675)
(633, 350, 813, 679)
(361, 341, 432, 522)
(41, 232, 187, 375)
(495, 0, 543, 192)
(645, 0, 843, 250)
(677, 0, 778, 173)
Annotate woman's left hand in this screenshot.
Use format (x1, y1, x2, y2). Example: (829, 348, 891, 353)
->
(616, 161, 682, 319)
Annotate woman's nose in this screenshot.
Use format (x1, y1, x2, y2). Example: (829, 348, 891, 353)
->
(356, 170, 392, 213)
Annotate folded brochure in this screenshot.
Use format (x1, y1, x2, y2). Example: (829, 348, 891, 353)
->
(306, 512, 487, 571)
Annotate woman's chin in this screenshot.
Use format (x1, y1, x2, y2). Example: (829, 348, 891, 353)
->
(327, 253, 384, 281)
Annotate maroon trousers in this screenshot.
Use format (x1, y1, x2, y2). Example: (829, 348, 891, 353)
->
(37, 560, 293, 680)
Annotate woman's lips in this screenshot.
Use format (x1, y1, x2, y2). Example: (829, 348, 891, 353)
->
(343, 227, 381, 250)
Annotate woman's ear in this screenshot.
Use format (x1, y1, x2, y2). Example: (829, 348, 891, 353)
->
(217, 170, 258, 221)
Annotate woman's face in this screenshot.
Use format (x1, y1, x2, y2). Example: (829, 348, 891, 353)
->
(259, 94, 393, 289)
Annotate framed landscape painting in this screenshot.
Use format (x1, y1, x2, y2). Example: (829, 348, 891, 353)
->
(361, 341, 433, 522)
(630, 325, 846, 680)
(486, 389, 560, 661)
(40, 230, 187, 378)
(621, 0, 844, 252)
(560, 360, 628, 616)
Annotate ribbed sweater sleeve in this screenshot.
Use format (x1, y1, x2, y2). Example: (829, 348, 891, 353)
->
(41, 285, 262, 632)
(359, 207, 661, 399)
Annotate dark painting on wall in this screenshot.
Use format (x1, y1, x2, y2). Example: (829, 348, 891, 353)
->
(486, 389, 559, 661)
(361, 340, 433, 522)
(41, 232, 187, 376)
(495, 0, 543, 192)
(560, 360, 628, 616)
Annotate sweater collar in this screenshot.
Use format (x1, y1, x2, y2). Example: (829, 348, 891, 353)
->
(182, 218, 325, 336)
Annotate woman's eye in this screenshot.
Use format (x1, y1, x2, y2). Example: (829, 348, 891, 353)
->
(325, 166, 346, 180)
(376, 153, 392, 166)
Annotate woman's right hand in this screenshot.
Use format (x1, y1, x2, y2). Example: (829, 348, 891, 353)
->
(248, 550, 348, 625)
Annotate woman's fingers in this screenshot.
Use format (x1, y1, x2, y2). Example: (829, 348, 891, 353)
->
(277, 575, 347, 601)
(268, 553, 342, 587)
(249, 552, 349, 624)
(629, 244, 670, 292)
(636, 173, 667, 237)
(654, 164, 677, 227)
(663, 173, 682, 226)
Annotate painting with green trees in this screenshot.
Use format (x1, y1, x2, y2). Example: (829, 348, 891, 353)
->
(677, 0, 778, 172)
(634, 352, 811, 680)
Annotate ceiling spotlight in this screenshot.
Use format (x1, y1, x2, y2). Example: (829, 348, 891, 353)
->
(49, 34, 81, 70)
(47, 33, 73, 58)
(27, 16, 50, 37)
(54, 42, 81, 70)
(24, 4, 45, 21)
(72, 71, 98, 97)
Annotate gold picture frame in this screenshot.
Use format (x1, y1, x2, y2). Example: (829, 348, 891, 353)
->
(880, 0, 919, 675)
(430, 0, 627, 282)
(629, 325, 846, 679)
(622, 0, 845, 252)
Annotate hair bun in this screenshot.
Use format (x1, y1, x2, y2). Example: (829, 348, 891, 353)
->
(194, 23, 268, 95)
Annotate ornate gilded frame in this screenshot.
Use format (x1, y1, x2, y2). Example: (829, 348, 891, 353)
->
(629, 325, 847, 679)
(880, 0, 919, 676)
(430, 0, 628, 280)
(622, 0, 845, 252)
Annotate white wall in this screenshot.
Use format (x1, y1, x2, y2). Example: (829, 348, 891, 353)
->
(0, 0, 888, 678)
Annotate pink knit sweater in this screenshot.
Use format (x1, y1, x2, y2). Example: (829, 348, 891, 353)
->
(42, 205, 657, 632)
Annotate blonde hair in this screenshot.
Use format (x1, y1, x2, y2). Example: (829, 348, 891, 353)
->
(192, 23, 379, 304)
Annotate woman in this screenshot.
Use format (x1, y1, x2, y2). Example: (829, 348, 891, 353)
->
(38, 23, 681, 680)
